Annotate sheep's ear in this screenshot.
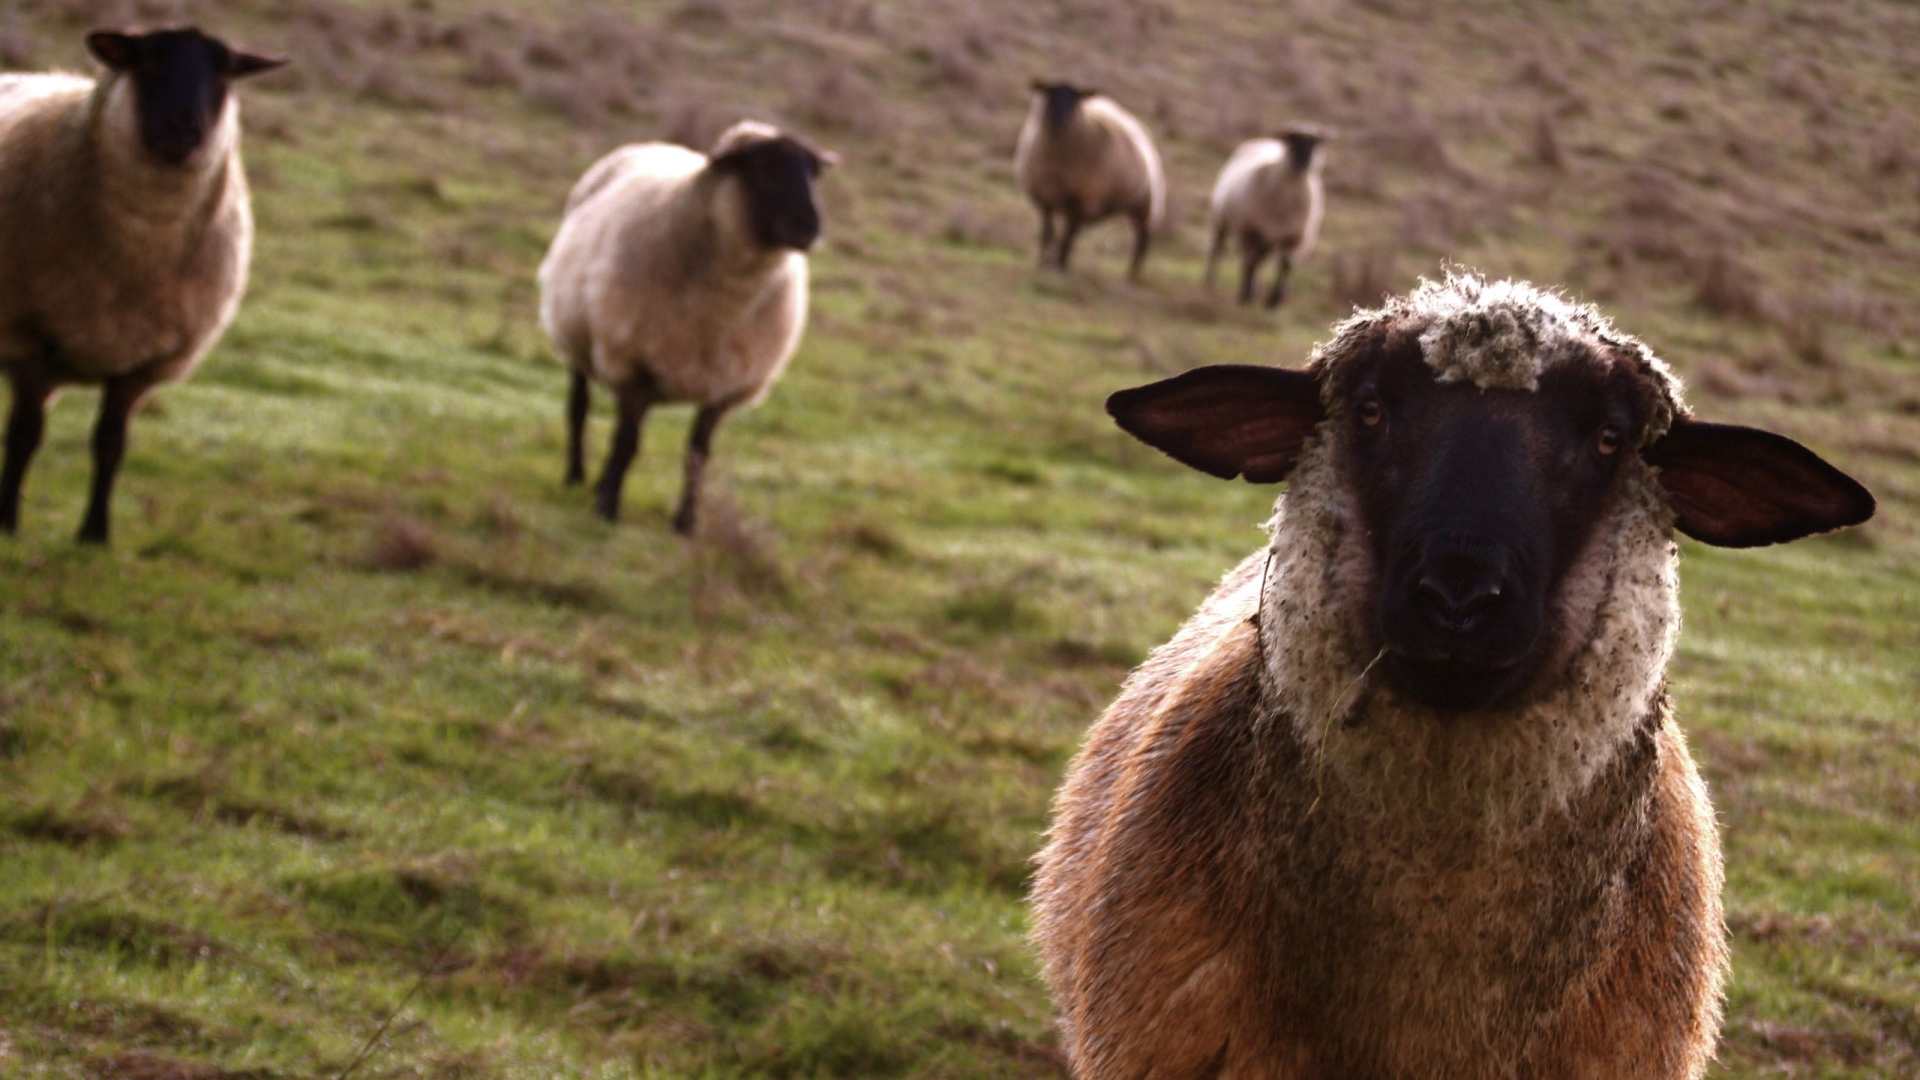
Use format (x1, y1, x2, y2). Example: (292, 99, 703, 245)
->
(227, 49, 289, 79)
(1643, 419, 1875, 547)
(1107, 365, 1324, 483)
(87, 30, 141, 71)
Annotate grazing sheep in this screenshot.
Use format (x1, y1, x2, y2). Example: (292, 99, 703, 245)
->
(1205, 127, 1329, 308)
(1014, 81, 1165, 280)
(1032, 273, 1875, 1079)
(0, 26, 284, 544)
(538, 120, 833, 534)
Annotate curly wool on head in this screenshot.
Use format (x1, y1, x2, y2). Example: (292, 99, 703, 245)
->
(1314, 272, 1686, 443)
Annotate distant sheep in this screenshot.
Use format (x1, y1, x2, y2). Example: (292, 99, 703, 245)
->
(1032, 273, 1875, 1079)
(1205, 127, 1329, 308)
(0, 26, 284, 544)
(538, 120, 833, 534)
(1014, 81, 1165, 280)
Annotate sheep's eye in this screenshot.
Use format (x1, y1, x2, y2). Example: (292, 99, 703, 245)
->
(1596, 427, 1622, 456)
(1358, 399, 1384, 427)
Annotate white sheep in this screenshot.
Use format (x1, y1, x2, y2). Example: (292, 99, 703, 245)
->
(0, 26, 284, 544)
(1014, 81, 1166, 280)
(1032, 273, 1875, 1079)
(538, 120, 833, 534)
(1204, 127, 1329, 308)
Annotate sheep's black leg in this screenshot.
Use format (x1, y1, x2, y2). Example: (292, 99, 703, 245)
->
(1203, 223, 1228, 289)
(671, 404, 728, 537)
(77, 374, 149, 545)
(1037, 209, 1056, 268)
(594, 379, 653, 523)
(565, 370, 590, 486)
(1, 375, 51, 536)
(1055, 211, 1084, 271)
(1239, 239, 1271, 306)
(1127, 211, 1152, 282)
(1265, 255, 1293, 310)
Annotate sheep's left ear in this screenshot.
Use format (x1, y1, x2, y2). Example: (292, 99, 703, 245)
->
(87, 30, 140, 71)
(1108, 365, 1324, 483)
(1643, 419, 1875, 547)
(226, 49, 289, 79)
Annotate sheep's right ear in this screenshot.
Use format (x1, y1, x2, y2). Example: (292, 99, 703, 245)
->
(87, 31, 140, 71)
(1107, 365, 1324, 483)
(227, 49, 289, 79)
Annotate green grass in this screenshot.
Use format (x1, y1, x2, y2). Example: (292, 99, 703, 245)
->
(2, 0, 1917, 1076)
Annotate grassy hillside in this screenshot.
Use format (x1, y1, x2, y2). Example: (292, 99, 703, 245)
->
(1, 0, 1915, 1076)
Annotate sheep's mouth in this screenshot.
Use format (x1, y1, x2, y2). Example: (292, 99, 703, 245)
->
(1381, 649, 1535, 712)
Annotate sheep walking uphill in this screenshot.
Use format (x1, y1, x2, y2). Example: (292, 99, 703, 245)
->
(1206, 127, 1329, 308)
(539, 121, 833, 534)
(0, 26, 284, 544)
(1031, 274, 1875, 1080)
(1015, 81, 1165, 280)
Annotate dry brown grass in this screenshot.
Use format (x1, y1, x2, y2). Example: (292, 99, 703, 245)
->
(1691, 249, 1772, 322)
(787, 66, 885, 137)
(1328, 248, 1399, 312)
(365, 511, 440, 572)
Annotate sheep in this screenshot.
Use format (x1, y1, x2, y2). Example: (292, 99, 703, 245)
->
(0, 26, 284, 544)
(538, 120, 833, 535)
(1031, 273, 1876, 1080)
(1014, 81, 1166, 281)
(1204, 127, 1329, 308)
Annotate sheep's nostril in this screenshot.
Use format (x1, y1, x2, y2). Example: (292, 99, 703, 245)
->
(1414, 571, 1504, 633)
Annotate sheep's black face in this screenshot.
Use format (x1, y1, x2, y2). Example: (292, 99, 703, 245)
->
(87, 26, 285, 166)
(1341, 336, 1653, 710)
(716, 137, 828, 252)
(1032, 81, 1095, 132)
(1281, 131, 1322, 171)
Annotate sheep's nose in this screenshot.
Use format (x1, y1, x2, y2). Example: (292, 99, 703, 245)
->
(1413, 560, 1507, 634)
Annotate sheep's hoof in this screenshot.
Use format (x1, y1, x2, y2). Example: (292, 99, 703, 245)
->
(76, 526, 109, 546)
(593, 499, 619, 524)
(672, 509, 697, 536)
(564, 467, 585, 486)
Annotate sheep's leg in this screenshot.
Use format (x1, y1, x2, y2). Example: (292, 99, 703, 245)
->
(1056, 210, 1084, 271)
(594, 379, 654, 523)
(1, 373, 53, 535)
(1037, 209, 1056, 268)
(1204, 222, 1228, 289)
(1265, 255, 1294, 310)
(77, 373, 153, 545)
(565, 370, 591, 486)
(1127, 210, 1152, 282)
(671, 403, 729, 537)
(1239, 238, 1272, 305)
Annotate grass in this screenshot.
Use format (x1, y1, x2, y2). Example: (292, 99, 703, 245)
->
(2, 0, 1917, 1076)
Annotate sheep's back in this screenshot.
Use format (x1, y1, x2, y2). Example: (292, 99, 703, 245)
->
(1209, 138, 1285, 219)
(1032, 551, 1267, 1066)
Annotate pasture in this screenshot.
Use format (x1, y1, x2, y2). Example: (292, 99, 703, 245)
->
(1, 0, 1916, 1076)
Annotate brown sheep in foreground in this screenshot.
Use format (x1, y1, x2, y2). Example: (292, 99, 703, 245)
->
(1032, 274, 1876, 1079)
